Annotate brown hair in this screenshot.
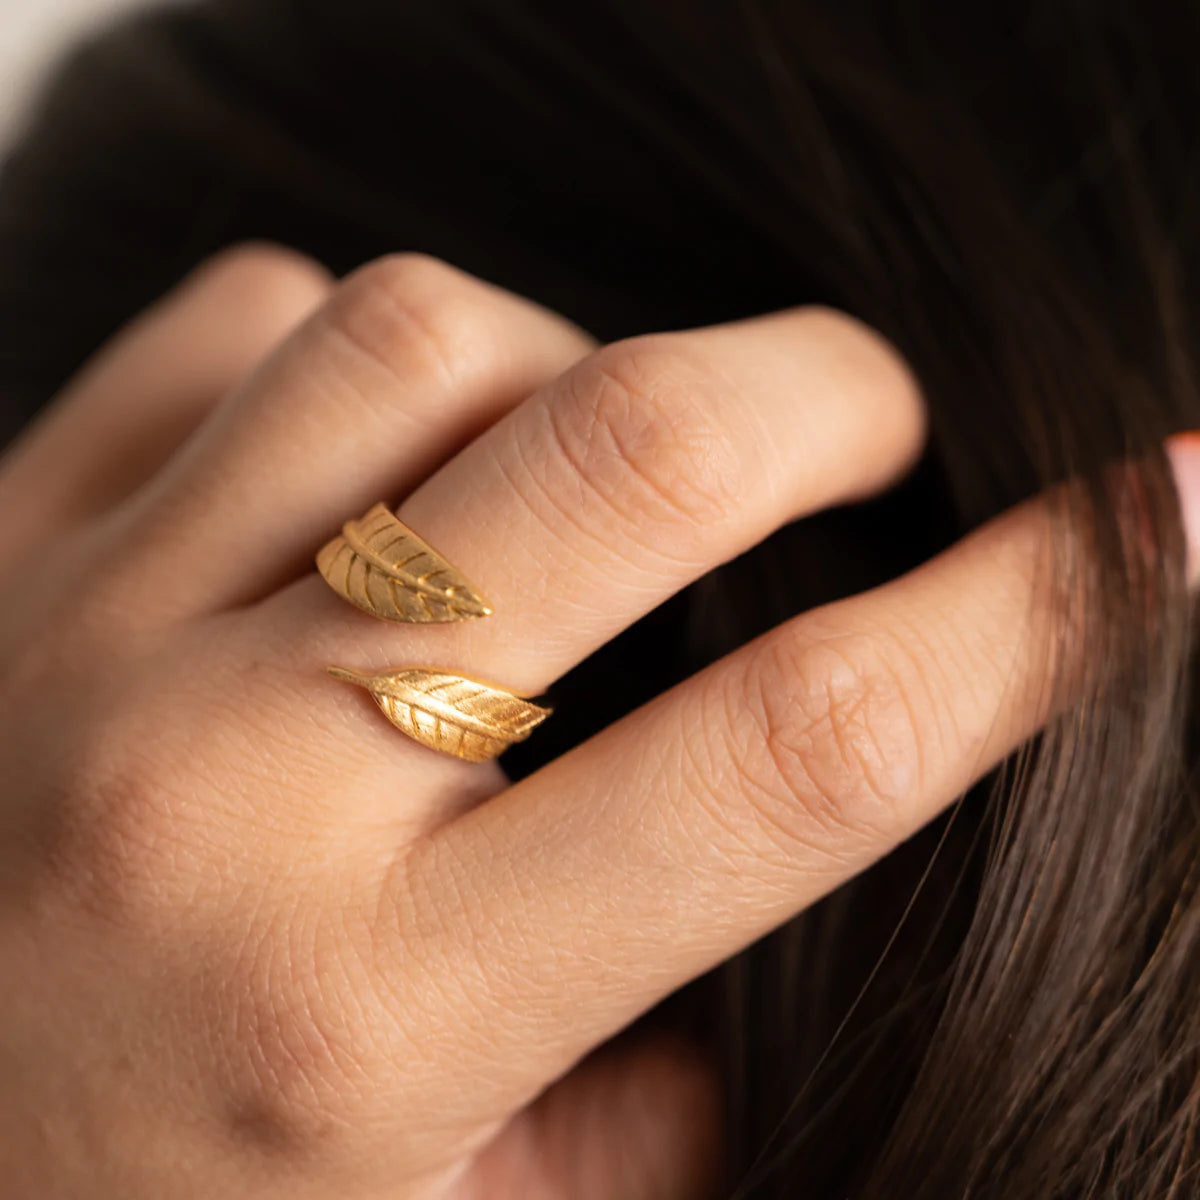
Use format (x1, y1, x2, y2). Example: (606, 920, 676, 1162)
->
(2, 1, 1197, 1193)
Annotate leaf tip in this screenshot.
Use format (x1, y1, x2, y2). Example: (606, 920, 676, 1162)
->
(442, 584, 493, 618)
(326, 665, 369, 688)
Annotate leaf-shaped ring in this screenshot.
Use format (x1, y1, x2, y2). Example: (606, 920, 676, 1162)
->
(327, 667, 551, 762)
(316, 502, 492, 624)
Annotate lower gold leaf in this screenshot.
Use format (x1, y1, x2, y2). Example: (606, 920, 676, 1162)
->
(326, 667, 551, 762)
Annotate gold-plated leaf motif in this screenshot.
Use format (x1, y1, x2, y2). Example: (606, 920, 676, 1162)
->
(327, 667, 551, 762)
(316, 503, 492, 624)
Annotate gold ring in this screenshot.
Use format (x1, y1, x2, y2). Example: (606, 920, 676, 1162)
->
(317, 502, 551, 762)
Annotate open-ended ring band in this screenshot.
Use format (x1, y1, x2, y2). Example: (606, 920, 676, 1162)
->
(316, 502, 551, 762)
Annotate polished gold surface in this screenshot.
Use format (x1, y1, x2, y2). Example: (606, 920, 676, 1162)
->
(317, 502, 492, 623)
(327, 666, 551, 762)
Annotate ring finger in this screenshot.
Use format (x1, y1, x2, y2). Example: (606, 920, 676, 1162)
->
(255, 302, 926, 823)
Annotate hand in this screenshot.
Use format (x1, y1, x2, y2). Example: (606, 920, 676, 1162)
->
(0, 246, 1153, 1198)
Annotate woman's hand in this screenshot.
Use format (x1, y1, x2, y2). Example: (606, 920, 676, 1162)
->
(0, 246, 1145, 1198)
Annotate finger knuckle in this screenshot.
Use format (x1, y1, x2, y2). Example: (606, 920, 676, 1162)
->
(39, 738, 182, 927)
(323, 252, 497, 393)
(793, 303, 925, 436)
(41, 718, 384, 1152)
(30, 697, 225, 934)
(551, 337, 747, 536)
(226, 950, 378, 1157)
(791, 302, 877, 345)
(193, 241, 333, 318)
(792, 303, 914, 382)
(726, 629, 927, 856)
(349, 250, 462, 298)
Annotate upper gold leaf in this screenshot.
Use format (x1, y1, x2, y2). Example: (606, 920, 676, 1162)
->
(316, 503, 492, 623)
(327, 666, 551, 762)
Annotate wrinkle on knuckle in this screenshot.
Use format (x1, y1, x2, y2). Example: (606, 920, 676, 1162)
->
(492, 415, 606, 562)
(321, 253, 496, 398)
(727, 631, 927, 858)
(551, 338, 747, 538)
(683, 676, 855, 877)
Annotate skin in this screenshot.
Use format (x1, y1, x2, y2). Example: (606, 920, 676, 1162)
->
(0, 245, 1166, 1197)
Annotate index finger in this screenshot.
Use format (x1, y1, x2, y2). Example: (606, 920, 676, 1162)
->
(385, 441, 1195, 1114)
